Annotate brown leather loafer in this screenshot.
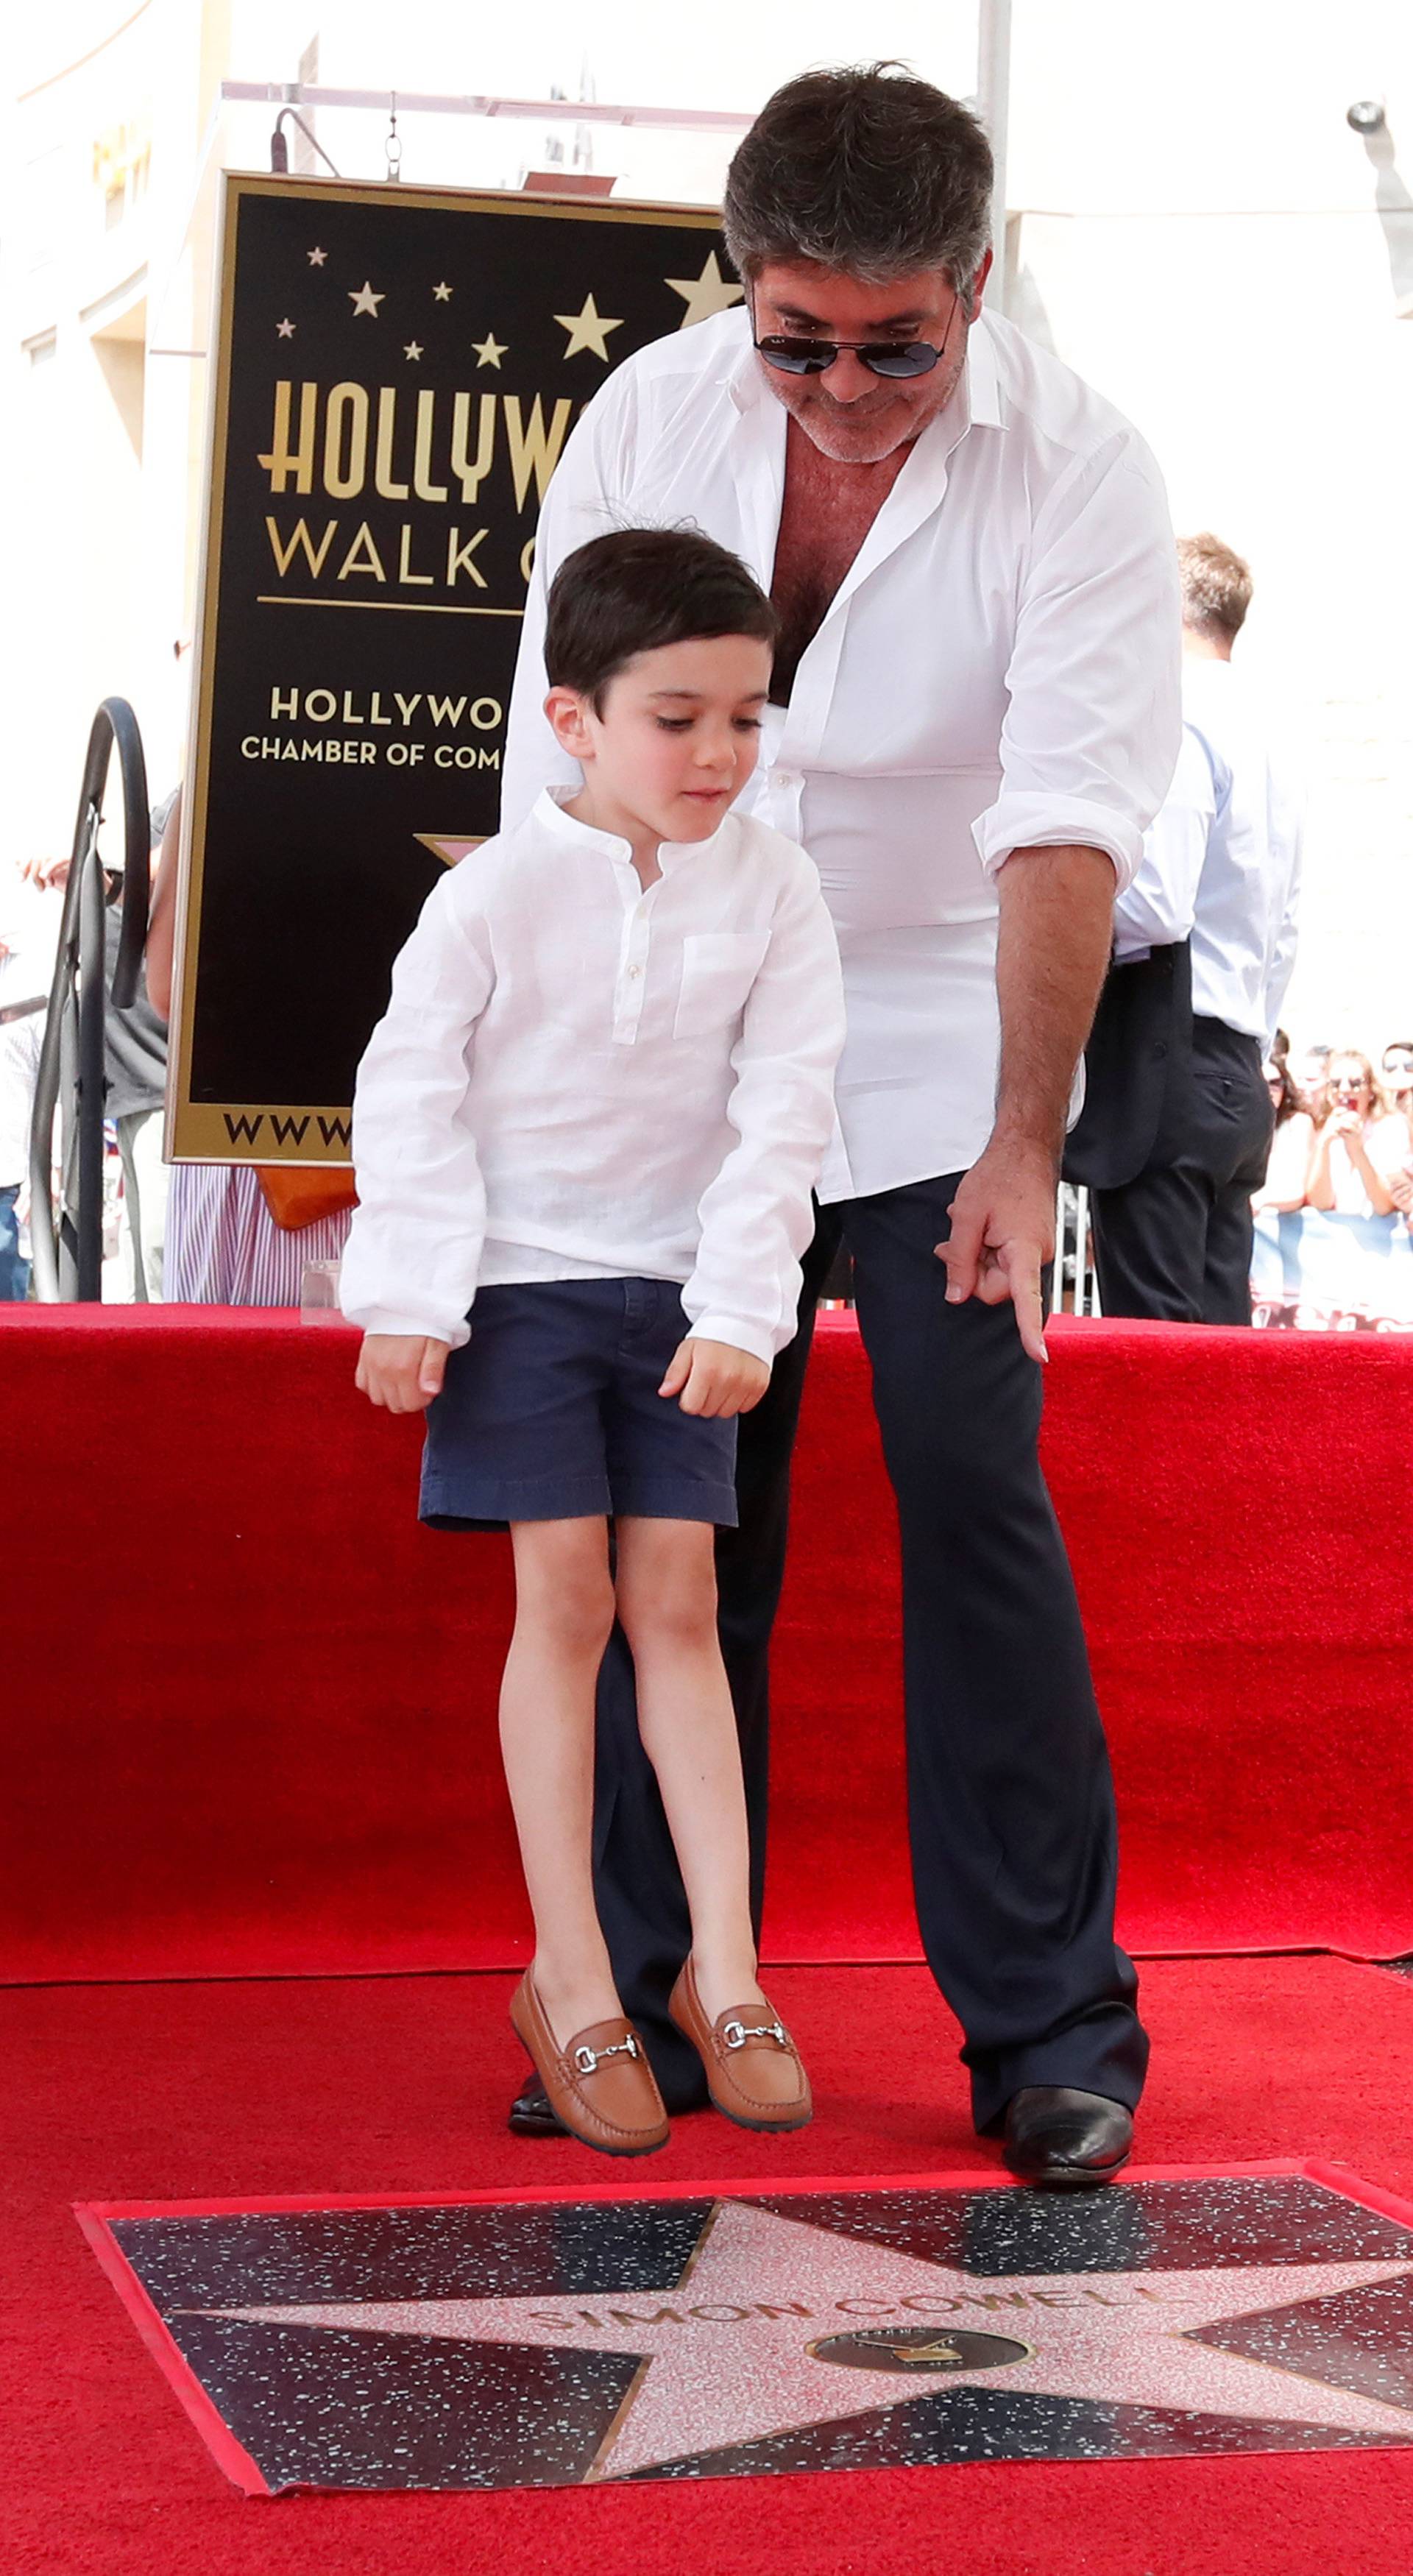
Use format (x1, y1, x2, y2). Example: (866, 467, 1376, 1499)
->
(509, 1974, 669, 2158)
(667, 1958, 812, 2132)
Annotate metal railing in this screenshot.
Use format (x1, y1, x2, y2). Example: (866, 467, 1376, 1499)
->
(1055, 1181, 1102, 1316)
(29, 700, 149, 1301)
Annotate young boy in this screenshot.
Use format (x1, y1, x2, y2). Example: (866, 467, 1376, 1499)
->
(341, 527, 845, 2156)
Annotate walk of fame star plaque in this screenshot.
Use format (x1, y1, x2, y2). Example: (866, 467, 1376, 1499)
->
(77, 2165, 1413, 2496)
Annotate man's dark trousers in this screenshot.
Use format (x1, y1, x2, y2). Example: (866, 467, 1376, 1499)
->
(1090, 1017, 1275, 1324)
(588, 1172, 1148, 2135)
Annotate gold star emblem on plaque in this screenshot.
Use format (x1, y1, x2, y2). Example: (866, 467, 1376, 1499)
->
(403, 340, 423, 361)
(554, 291, 623, 361)
(307, 246, 327, 266)
(472, 333, 507, 369)
(275, 318, 296, 339)
(665, 251, 745, 329)
(433, 280, 453, 302)
(349, 281, 385, 318)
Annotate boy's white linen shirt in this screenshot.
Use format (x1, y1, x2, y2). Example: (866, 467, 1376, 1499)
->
(340, 792, 846, 1362)
(502, 305, 1181, 1198)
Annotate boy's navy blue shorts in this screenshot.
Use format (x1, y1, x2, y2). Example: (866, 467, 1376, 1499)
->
(419, 1277, 740, 1532)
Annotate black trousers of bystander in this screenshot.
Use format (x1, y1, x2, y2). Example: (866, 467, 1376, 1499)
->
(1090, 1019, 1274, 1326)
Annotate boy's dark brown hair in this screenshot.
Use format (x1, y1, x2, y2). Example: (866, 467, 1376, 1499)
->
(545, 526, 778, 712)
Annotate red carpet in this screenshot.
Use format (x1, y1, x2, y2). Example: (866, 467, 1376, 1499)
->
(4, 1309, 1412, 1979)
(7, 1954, 1413, 2574)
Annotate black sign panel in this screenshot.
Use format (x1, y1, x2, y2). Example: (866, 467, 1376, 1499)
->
(171, 174, 737, 1161)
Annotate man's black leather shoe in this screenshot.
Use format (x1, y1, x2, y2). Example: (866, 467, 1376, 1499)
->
(509, 2083, 568, 2138)
(1002, 2087, 1133, 2188)
(509, 2076, 710, 2135)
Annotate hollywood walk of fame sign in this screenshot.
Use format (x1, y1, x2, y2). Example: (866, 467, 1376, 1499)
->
(169, 175, 743, 1164)
(77, 2167, 1413, 2495)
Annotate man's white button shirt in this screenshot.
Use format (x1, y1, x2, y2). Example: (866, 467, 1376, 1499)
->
(1115, 657, 1303, 1045)
(340, 790, 846, 1364)
(502, 306, 1182, 1198)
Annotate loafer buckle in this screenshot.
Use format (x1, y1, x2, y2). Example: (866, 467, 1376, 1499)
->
(722, 2017, 787, 2052)
(572, 2034, 640, 2077)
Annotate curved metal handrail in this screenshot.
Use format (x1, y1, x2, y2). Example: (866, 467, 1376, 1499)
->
(29, 699, 150, 1301)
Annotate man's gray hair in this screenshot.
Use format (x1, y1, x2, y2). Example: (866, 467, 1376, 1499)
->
(723, 62, 994, 294)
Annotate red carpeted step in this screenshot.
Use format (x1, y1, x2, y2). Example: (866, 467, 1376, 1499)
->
(2, 1309, 1412, 1979)
(7, 1956, 1413, 2574)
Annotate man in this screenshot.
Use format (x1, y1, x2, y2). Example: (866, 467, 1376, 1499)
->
(502, 63, 1181, 2184)
(1069, 534, 1303, 1322)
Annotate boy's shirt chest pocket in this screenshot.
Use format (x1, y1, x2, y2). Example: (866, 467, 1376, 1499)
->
(672, 929, 771, 1041)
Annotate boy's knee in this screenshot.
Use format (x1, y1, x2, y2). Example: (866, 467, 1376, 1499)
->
(618, 1573, 718, 1656)
(542, 1581, 617, 1656)
(515, 1540, 615, 1654)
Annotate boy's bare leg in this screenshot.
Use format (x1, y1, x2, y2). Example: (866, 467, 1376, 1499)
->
(502, 1518, 624, 2043)
(614, 1516, 767, 2023)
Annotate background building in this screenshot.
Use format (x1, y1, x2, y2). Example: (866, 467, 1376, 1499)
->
(4, 0, 1410, 1047)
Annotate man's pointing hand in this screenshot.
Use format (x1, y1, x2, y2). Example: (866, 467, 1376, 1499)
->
(938, 1133, 1058, 1365)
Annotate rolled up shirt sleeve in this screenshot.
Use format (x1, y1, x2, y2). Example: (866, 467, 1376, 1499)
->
(682, 856, 846, 1365)
(340, 874, 495, 1347)
(973, 431, 1183, 894)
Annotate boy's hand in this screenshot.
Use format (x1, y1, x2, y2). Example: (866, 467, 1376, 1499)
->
(355, 1333, 450, 1412)
(659, 1336, 769, 1418)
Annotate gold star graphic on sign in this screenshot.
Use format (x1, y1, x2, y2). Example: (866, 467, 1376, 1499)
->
(472, 333, 507, 369)
(276, 318, 296, 339)
(433, 280, 453, 302)
(665, 251, 745, 330)
(404, 340, 423, 361)
(307, 246, 327, 266)
(554, 291, 623, 361)
(349, 281, 385, 318)
(414, 833, 482, 868)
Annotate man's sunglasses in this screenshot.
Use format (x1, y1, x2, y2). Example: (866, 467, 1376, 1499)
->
(754, 334, 946, 379)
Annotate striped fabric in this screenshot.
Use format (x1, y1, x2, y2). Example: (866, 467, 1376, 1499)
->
(166, 1164, 353, 1306)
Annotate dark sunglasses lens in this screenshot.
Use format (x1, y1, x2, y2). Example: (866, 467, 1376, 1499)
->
(757, 338, 835, 374)
(863, 342, 941, 378)
(756, 337, 942, 379)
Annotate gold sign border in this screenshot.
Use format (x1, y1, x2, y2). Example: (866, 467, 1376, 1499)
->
(168, 172, 725, 1165)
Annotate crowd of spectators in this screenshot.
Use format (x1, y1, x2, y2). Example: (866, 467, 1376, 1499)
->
(1251, 1035, 1413, 1327)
